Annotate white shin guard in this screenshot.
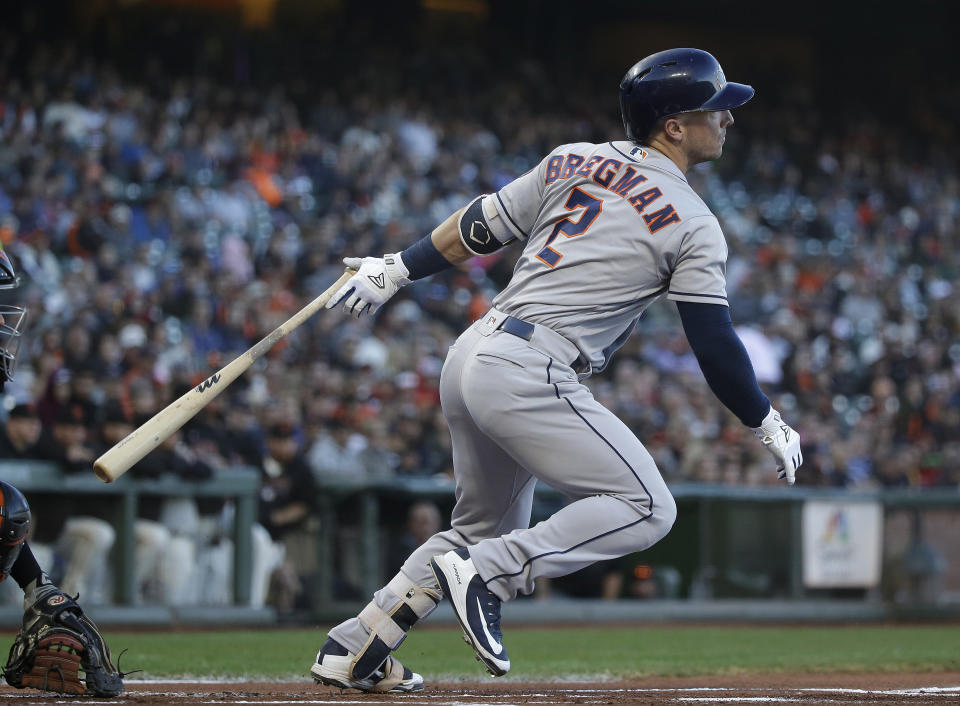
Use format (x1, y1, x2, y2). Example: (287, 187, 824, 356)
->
(349, 573, 441, 679)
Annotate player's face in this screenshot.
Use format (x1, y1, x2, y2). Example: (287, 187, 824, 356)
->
(682, 110, 734, 165)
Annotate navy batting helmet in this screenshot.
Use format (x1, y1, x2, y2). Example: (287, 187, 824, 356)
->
(619, 48, 754, 144)
(0, 480, 31, 581)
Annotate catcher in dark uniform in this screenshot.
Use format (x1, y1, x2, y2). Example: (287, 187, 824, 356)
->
(0, 247, 124, 697)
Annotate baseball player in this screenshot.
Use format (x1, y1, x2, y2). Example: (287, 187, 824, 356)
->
(0, 248, 124, 696)
(311, 48, 802, 691)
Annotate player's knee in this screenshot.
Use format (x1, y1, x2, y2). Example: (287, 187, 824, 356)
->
(657, 492, 678, 533)
(644, 492, 677, 543)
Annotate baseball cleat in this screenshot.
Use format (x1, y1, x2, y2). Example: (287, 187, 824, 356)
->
(310, 638, 423, 693)
(430, 547, 510, 677)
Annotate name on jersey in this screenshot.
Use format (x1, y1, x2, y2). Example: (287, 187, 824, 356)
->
(544, 153, 680, 233)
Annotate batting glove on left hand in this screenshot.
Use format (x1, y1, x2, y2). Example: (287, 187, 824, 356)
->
(326, 253, 411, 319)
(752, 407, 802, 485)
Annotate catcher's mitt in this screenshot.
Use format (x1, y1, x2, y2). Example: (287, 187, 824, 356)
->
(3, 585, 124, 696)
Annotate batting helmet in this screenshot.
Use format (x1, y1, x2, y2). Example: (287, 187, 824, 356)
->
(619, 48, 754, 144)
(0, 480, 31, 581)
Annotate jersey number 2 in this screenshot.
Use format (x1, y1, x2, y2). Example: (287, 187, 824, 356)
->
(535, 188, 603, 267)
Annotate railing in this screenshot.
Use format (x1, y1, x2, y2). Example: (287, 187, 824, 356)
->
(312, 476, 960, 618)
(3, 460, 958, 620)
(0, 461, 259, 605)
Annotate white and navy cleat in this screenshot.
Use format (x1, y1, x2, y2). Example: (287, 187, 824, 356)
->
(430, 547, 510, 676)
(310, 638, 423, 693)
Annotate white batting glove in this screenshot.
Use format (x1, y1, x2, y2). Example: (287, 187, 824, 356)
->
(752, 407, 802, 485)
(326, 253, 411, 318)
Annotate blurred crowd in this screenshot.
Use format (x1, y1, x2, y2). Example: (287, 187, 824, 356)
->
(0, 28, 958, 528)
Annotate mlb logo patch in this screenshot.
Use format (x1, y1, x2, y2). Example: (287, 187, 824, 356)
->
(714, 68, 726, 90)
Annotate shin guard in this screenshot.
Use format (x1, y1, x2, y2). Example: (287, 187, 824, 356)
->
(350, 573, 441, 679)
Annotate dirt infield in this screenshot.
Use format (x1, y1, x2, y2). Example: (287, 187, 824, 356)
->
(2, 673, 960, 705)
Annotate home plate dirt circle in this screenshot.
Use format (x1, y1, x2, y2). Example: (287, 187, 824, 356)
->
(1, 673, 958, 704)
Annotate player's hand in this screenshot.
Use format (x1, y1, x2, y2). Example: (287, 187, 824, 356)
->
(752, 407, 802, 485)
(326, 254, 411, 318)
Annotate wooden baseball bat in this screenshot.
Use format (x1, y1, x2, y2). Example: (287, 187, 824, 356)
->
(93, 269, 356, 483)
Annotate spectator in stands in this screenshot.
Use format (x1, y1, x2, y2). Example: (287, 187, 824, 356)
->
(307, 418, 365, 479)
(356, 419, 399, 479)
(36, 405, 97, 473)
(259, 421, 317, 611)
(0, 403, 41, 458)
(35, 368, 75, 429)
(217, 398, 265, 468)
(0, 19, 956, 498)
(386, 500, 442, 580)
(260, 422, 315, 538)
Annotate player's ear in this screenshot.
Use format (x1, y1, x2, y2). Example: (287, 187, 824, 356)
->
(663, 115, 685, 143)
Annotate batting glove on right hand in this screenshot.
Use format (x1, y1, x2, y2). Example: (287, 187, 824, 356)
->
(752, 407, 802, 485)
(326, 254, 411, 319)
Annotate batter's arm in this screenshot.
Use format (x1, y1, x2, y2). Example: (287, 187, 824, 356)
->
(401, 194, 510, 278)
(676, 301, 769, 426)
(326, 199, 500, 319)
(427, 205, 474, 266)
(677, 301, 803, 483)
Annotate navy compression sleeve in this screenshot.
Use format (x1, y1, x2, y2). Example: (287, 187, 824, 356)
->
(676, 301, 770, 427)
(400, 235, 453, 280)
(9, 542, 43, 590)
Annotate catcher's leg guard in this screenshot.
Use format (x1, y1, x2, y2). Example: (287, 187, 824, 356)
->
(347, 573, 441, 680)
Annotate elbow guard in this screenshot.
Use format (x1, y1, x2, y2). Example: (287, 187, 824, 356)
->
(458, 196, 506, 256)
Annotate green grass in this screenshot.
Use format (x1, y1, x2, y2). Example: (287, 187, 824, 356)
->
(6, 625, 957, 680)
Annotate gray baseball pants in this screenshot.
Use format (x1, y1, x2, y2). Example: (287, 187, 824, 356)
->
(329, 309, 676, 654)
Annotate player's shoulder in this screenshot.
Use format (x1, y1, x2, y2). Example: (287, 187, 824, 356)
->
(545, 140, 604, 158)
(675, 187, 715, 220)
(664, 213, 727, 257)
(683, 212, 724, 237)
(562, 140, 649, 162)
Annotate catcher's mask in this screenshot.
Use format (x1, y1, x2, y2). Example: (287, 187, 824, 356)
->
(0, 249, 27, 386)
(0, 480, 31, 581)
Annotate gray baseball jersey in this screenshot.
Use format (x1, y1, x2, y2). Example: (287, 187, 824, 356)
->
(330, 141, 726, 656)
(486, 140, 729, 373)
